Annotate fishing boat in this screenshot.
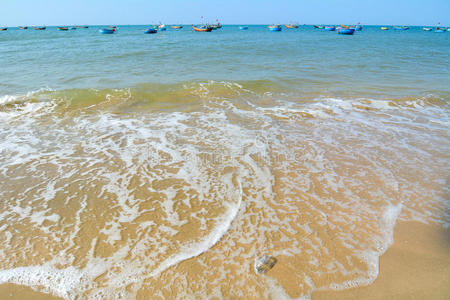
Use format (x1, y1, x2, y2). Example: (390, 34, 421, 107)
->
(158, 24, 167, 31)
(338, 28, 355, 35)
(325, 26, 336, 31)
(0, 27, 7, 31)
(210, 20, 222, 29)
(355, 25, 363, 31)
(33, 26, 46, 30)
(423, 27, 433, 31)
(70, 27, 77, 30)
(19, 26, 28, 30)
(393, 26, 409, 30)
(381, 27, 389, 30)
(192, 25, 212, 32)
(171, 25, 183, 29)
(239, 26, 249, 30)
(435, 27, 445, 33)
(210, 23, 222, 30)
(314, 25, 325, 29)
(99, 28, 115, 34)
(268, 25, 282, 31)
(145, 28, 157, 34)
(58, 27, 69, 31)
(285, 24, 299, 29)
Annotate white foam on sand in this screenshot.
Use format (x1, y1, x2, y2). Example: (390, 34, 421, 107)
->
(0, 89, 448, 299)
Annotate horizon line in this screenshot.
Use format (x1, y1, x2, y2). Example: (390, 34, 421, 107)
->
(2, 23, 447, 27)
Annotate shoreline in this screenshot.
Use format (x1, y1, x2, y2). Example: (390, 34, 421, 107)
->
(1, 221, 448, 299)
(313, 221, 450, 299)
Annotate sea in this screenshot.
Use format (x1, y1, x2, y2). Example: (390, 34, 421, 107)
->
(0, 25, 449, 299)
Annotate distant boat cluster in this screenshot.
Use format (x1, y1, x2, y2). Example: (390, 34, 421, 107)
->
(1, 23, 448, 34)
(313, 24, 449, 33)
(0, 25, 89, 31)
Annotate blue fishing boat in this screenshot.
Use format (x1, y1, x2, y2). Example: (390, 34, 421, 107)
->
(325, 26, 336, 31)
(99, 28, 114, 34)
(338, 28, 355, 35)
(145, 28, 157, 34)
(355, 25, 363, 31)
(435, 28, 445, 33)
(239, 26, 249, 30)
(268, 25, 282, 32)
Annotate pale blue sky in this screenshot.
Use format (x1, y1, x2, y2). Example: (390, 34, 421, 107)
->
(1, 0, 449, 26)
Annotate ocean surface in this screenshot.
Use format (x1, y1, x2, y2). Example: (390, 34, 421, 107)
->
(0, 25, 449, 299)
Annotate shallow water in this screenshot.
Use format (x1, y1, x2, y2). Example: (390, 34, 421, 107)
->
(0, 25, 449, 299)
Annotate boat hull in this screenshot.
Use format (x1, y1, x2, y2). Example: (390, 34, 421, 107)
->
(338, 28, 355, 35)
(145, 29, 157, 34)
(325, 26, 336, 31)
(239, 26, 249, 30)
(381, 27, 389, 30)
(268, 26, 282, 31)
(192, 26, 212, 32)
(99, 28, 115, 34)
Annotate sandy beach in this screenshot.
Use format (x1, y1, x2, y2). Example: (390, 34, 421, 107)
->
(313, 221, 450, 300)
(1, 20, 449, 299)
(1, 220, 448, 299)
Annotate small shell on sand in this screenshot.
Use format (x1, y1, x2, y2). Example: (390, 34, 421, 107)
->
(255, 255, 277, 274)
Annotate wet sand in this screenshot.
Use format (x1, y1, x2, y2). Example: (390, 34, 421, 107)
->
(313, 221, 450, 300)
(0, 283, 62, 300)
(1, 221, 448, 299)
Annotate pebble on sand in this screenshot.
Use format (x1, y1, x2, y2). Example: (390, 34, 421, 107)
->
(254, 255, 277, 274)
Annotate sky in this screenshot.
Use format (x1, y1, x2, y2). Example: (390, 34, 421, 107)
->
(1, 0, 449, 27)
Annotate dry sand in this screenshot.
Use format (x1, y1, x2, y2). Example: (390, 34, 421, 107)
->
(313, 221, 450, 300)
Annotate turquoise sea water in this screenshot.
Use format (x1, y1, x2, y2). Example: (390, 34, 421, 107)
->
(0, 25, 449, 299)
(1, 25, 449, 98)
